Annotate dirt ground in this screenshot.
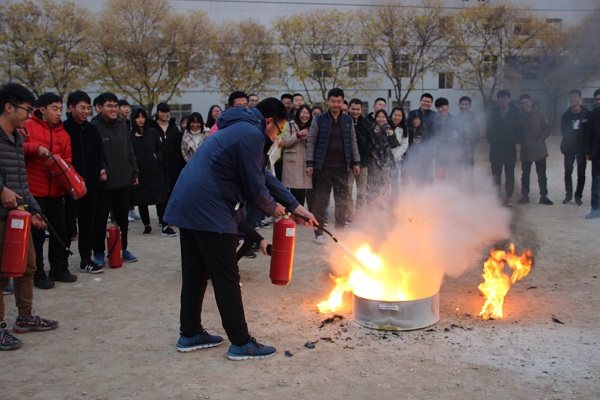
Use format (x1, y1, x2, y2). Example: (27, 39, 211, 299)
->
(2, 136, 599, 400)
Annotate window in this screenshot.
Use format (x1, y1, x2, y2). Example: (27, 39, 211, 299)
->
(438, 73, 454, 89)
(393, 54, 409, 77)
(312, 53, 332, 78)
(167, 59, 179, 76)
(349, 54, 368, 78)
(391, 100, 410, 111)
(483, 54, 497, 78)
(514, 18, 531, 36)
(546, 18, 563, 31)
(167, 104, 192, 125)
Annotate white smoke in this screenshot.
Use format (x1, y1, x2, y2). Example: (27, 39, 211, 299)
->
(327, 171, 512, 299)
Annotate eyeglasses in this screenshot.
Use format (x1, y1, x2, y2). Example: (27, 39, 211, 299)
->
(11, 104, 33, 115)
(273, 119, 286, 136)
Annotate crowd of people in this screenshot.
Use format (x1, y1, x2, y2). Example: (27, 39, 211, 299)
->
(1, 81, 600, 357)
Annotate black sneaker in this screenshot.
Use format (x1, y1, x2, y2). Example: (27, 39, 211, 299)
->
(176, 330, 224, 352)
(143, 225, 152, 235)
(258, 220, 271, 228)
(539, 196, 554, 205)
(227, 336, 276, 360)
(13, 314, 59, 333)
(80, 259, 104, 274)
(562, 196, 572, 204)
(517, 196, 530, 204)
(574, 197, 583, 206)
(0, 322, 22, 351)
(244, 250, 257, 259)
(161, 226, 177, 237)
(34, 271, 55, 290)
(49, 269, 78, 283)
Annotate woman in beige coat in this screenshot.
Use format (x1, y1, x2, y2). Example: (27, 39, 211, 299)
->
(282, 104, 313, 206)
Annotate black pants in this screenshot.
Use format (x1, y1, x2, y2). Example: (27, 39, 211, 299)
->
(564, 153, 586, 200)
(311, 167, 348, 235)
(290, 188, 307, 207)
(491, 160, 515, 198)
(521, 159, 548, 197)
(179, 229, 249, 345)
(32, 196, 66, 275)
(65, 191, 98, 261)
(93, 187, 131, 254)
(591, 158, 600, 210)
(139, 202, 167, 227)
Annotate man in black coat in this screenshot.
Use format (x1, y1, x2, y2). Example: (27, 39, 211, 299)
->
(63, 91, 105, 274)
(486, 90, 522, 207)
(585, 88, 600, 219)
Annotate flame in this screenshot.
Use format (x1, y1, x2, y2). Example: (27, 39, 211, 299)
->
(317, 243, 425, 313)
(478, 243, 533, 320)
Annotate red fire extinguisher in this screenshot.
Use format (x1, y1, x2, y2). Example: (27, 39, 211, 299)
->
(1, 208, 32, 277)
(45, 154, 87, 200)
(106, 224, 122, 268)
(269, 214, 296, 285)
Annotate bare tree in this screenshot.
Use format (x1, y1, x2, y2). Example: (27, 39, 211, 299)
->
(446, 3, 550, 109)
(272, 10, 364, 104)
(91, 0, 214, 113)
(0, 0, 93, 98)
(210, 19, 278, 97)
(359, 0, 454, 106)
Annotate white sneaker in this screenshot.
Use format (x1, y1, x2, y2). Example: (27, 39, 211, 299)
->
(314, 235, 326, 245)
(127, 216, 135, 222)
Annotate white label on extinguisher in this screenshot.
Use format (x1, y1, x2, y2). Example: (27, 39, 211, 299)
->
(11, 218, 25, 230)
(286, 227, 295, 237)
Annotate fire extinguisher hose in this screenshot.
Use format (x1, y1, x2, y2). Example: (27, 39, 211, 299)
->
(290, 213, 371, 274)
(47, 153, 77, 195)
(107, 226, 120, 257)
(36, 210, 74, 256)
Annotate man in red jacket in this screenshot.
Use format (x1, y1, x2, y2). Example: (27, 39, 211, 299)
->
(24, 93, 77, 287)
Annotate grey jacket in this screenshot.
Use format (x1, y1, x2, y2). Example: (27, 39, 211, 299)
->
(92, 115, 139, 190)
(0, 127, 41, 220)
(520, 107, 551, 163)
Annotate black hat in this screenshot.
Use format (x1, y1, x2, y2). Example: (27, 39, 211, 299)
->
(434, 98, 449, 108)
(156, 102, 170, 112)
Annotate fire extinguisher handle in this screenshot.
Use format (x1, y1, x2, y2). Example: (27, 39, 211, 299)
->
(289, 212, 336, 240)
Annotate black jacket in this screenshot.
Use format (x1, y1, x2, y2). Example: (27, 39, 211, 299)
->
(353, 115, 373, 167)
(560, 106, 589, 155)
(130, 127, 168, 206)
(91, 114, 138, 190)
(587, 107, 600, 160)
(486, 105, 523, 163)
(63, 114, 104, 193)
(149, 118, 185, 192)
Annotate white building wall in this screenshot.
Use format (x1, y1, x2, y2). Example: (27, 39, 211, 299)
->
(77, 0, 599, 119)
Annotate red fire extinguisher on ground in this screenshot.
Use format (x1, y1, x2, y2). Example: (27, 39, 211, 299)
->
(106, 224, 122, 268)
(45, 154, 87, 200)
(1, 208, 32, 277)
(269, 214, 296, 285)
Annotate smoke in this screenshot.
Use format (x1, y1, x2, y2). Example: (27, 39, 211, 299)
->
(326, 169, 512, 300)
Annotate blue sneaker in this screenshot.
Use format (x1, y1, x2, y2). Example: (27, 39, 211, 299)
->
(176, 330, 223, 352)
(122, 249, 138, 263)
(94, 253, 105, 267)
(227, 336, 276, 360)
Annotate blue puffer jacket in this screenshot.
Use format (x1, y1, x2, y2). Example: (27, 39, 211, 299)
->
(163, 106, 299, 234)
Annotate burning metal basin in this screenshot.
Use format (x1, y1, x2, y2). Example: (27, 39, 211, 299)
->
(352, 292, 439, 331)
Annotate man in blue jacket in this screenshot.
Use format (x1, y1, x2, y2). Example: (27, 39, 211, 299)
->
(164, 98, 316, 360)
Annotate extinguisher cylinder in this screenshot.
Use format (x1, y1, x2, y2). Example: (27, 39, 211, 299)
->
(269, 216, 296, 285)
(1, 210, 32, 277)
(106, 225, 123, 268)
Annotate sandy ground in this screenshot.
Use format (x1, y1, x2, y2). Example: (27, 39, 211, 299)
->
(1, 136, 599, 400)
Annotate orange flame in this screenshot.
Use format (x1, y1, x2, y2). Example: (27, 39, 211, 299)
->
(316, 243, 422, 313)
(478, 243, 533, 320)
